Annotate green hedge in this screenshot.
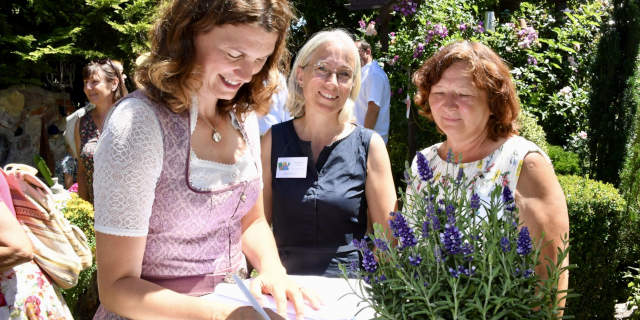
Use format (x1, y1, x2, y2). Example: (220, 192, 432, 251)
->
(548, 145, 582, 176)
(517, 110, 549, 155)
(559, 175, 626, 319)
(619, 50, 640, 221)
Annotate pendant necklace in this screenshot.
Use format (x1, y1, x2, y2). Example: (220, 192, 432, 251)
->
(199, 115, 222, 143)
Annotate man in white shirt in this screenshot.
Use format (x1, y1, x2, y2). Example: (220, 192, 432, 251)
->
(354, 40, 391, 143)
(258, 73, 292, 135)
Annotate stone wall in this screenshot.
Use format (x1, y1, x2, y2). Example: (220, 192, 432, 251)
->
(0, 85, 73, 173)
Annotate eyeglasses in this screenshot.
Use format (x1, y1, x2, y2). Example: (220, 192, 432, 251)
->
(306, 62, 354, 84)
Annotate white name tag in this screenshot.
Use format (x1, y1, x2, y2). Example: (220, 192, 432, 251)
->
(275, 157, 308, 178)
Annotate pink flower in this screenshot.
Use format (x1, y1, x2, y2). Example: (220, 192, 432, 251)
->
(69, 182, 78, 193)
(358, 20, 366, 29)
(365, 21, 377, 36)
(578, 131, 588, 139)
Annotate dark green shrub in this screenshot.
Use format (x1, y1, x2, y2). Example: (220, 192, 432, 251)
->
(548, 145, 582, 175)
(517, 110, 549, 154)
(619, 50, 640, 221)
(558, 175, 626, 319)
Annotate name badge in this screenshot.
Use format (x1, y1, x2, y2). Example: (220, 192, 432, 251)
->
(276, 157, 308, 178)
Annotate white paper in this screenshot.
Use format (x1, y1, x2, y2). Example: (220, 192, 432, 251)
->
(203, 275, 374, 320)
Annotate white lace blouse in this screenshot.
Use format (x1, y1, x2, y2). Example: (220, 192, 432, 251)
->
(93, 97, 261, 237)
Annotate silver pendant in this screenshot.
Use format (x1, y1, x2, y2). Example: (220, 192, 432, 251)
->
(212, 131, 222, 143)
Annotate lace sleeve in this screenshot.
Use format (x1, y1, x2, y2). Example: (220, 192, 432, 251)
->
(93, 98, 163, 237)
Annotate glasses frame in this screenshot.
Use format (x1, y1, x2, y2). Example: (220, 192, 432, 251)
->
(304, 62, 354, 85)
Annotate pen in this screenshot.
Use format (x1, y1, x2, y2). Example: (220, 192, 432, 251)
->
(232, 274, 271, 320)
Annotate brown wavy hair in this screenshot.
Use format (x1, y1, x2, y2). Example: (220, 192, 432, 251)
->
(134, 0, 293, 115)
(83, 59, 128, 103)
(412, 40, 520, 140)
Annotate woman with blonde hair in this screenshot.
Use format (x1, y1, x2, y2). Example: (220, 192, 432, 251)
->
(261, 29, 397, 277)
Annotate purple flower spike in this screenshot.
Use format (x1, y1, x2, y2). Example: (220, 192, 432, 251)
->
(374, 238, 389, 252)
(408, 254, 422, 266)
(502, 186, 514, 203)
(389, 212, 417, 249)
(516, 227, 533, 256)
(500, 236, 511, 252)
(440, 223, 462, 255)
(361, 249, 377, 273)
(422, 221, 430, 238)
(416, 152, 433, 181)
(470, 193, 480, 211)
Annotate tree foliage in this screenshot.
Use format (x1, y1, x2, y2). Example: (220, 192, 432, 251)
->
(0, 0, 157, 94)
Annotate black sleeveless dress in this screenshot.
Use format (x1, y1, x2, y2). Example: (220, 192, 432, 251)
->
(270, 120, 373, 277)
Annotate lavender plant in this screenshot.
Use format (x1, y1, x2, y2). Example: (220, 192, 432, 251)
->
(343, 156, 571, 319)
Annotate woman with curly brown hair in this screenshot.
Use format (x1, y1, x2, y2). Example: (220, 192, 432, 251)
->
(409, 40, 569, 314)
(92, 0, 318, 319)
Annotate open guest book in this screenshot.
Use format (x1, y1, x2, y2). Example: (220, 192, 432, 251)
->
(203, 275, 375, 320)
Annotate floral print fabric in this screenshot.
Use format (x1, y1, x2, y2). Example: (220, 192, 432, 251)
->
(0, 261, 73, 320)
(79, 112, 99, 203)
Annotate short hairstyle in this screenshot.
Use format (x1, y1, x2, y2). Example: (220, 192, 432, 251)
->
(286, 29, 361, 124)
(134, 0, 293, 115)
(412, 40, 520, 140)
(355, 39, 371, 53)
(83, 59, 128, 103)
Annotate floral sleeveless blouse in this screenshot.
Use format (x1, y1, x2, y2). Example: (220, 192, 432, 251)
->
(79, 112, 99, 203)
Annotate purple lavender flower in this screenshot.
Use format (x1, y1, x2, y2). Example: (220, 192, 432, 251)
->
(449, 266, 459, 278)
(523, 268, 534, 278)
(408, 254, 422, 266)
(461, 242, 474, 261)
(431, 214, 441, 231)
(470, 193, 480, 211)
(389, 212, 418, 249)
(352, 238, 368, 250)
(500, 236, 511, 252)
(446, 204, 456, 224)
(349, 260, 359, 272)
(376, 274, 387, 282)
(502, 186, 514, 203)
(516, 227, 533, 256)
(416, 151, 433, 181)
(446, 149, 454, 163)
(440, 223, 462, 255)
(374, 238, 389, 252)
(455, 168, 464, 184)
(434, 246, 445, 262)
(362, 248, 377, 273)
(422, 221, 430, 238)
(459, 265, 476, 276)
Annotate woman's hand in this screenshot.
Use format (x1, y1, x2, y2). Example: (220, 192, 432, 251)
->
(249, 270, 321, 319)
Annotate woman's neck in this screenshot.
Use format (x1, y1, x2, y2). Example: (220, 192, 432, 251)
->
(441, 131, 503, 163)
(196, 92, 220, 122)
(295, 112, 345, 145)
(92, 101, 114, 130)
